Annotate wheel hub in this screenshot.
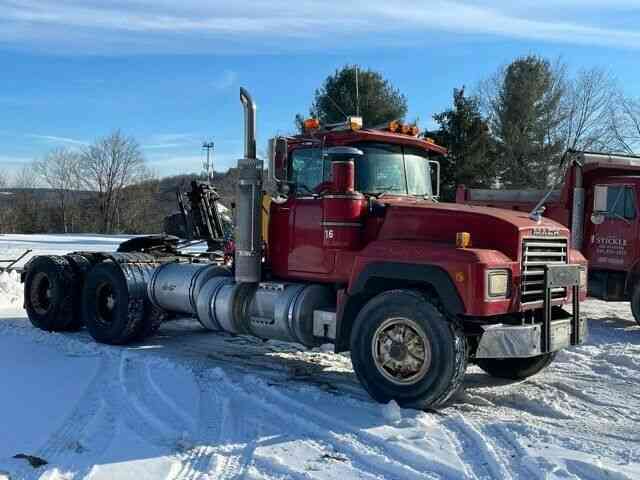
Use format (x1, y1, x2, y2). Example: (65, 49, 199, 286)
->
(372, 317, 432, 386)
(96, 282, 116, 325)
(31, 272, 53, 315)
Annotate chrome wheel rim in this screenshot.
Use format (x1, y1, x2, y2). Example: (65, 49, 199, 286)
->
(371, 317, 431, 386)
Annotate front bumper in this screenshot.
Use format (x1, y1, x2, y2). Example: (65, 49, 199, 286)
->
(476, 264, 587, 359)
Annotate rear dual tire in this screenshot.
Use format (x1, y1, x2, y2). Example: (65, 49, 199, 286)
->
(82, 260, 164, 345)
(24, 255, 82, 331)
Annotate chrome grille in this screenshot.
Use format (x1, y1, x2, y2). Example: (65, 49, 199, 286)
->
(521, 238, 568, 305)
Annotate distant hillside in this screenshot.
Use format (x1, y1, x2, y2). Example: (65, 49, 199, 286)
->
(0, 169, 240, 235)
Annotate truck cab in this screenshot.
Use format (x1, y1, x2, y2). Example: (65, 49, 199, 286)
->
(264, 118, 587, 406)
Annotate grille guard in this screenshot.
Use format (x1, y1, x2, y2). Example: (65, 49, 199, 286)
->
(476, 264, 586, 359)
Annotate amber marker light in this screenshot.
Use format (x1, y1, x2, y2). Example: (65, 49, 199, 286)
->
(304, 118, 320, 130)
(456, 232, 472, 248)
(349, 116, 363, 131)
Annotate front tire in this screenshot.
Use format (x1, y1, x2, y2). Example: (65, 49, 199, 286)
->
(350, 289, 467, 409)
(631, 283, 640, 326)
(476, 353, 556, 380)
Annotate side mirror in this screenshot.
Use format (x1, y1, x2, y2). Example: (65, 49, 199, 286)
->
(429, 160, 441, 199)
(593, 185, 608, 213)
(268, 136, 288, 186)
(591, 185, 608, 225)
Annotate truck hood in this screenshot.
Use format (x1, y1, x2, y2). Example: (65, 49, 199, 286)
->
(377, 199, 569, 260)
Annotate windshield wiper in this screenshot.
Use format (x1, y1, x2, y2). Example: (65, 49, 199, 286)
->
(366, 187, 401, 199)
(296, 184, 316, 197)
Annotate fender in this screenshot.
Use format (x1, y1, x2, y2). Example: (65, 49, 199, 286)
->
(334, 262, 464, 352)
(625, 257, 640, 296)
(349, 262, 464, 315)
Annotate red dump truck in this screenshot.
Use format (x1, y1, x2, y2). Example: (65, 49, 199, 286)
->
(22, 89, 587, 409)
(458, 150, 640, 324)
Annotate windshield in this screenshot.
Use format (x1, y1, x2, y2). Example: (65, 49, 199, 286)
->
(355, 143, 433, 197)
(289, 142, 435, 197)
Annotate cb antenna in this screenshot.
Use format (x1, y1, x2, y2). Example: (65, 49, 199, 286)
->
(355, 65, 360, 117)
(202, 140, 214, 182)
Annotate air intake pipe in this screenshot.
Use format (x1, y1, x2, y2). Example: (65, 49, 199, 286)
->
(235, 88, 264, 283)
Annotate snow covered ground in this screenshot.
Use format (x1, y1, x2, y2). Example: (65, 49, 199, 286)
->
(0, 235, 639, 479)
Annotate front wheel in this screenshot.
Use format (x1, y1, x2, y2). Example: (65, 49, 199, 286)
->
(350, 289, 467, 409)
(631, 283, 640, 326)
(476, 353, 556, 380)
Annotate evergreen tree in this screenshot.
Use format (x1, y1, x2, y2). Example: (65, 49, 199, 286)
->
(303, 65, 407, 128)
(489, 55, 565, 188)
(428, 88, 496, 200)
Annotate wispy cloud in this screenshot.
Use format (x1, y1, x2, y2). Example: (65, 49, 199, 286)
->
(212, 70, 237, 90)
(25, 134, 88, 146)
(0, 154, 33, 166)
(1, 1, 639, 53)
(141, 133, 201, 150)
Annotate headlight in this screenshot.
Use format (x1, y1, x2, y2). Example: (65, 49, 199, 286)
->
(487, 270, 510, 298)
(579, 267, 588, 289)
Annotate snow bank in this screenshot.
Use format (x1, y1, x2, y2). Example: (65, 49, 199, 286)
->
(0, 270, 22, 310)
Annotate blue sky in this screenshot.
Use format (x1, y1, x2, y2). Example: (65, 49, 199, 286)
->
(1, 1, 640, 177)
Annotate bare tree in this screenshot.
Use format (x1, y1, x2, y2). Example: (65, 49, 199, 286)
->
(81, 131, 146, 234)
(118, 167, 162, 233)
(609, 95, 640, 154)
(34, 148, 82, 233)
(12, 165, 40, 233)
(561, 67, 618, 153)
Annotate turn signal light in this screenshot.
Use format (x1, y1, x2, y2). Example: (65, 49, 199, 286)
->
(456, 232, 472, 248)
(348, 116, 363, 131)
(303, 118, 320, 130)
(388, 120, 400, 132)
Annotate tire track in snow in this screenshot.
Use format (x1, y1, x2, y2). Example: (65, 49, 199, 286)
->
(17, 356, 118, 480)
(244, 378, 455, 480)
(169, 372, 225, 480)
(482, 422, 547, 480)
(116, 354, 194, 447)
(531, 379, 639, 422)
(442, 413, 511, 480)
(170, 370, 259, 480)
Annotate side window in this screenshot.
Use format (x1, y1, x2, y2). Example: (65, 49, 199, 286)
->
(290, 148, 328, 192)
(606, 186, 636, 220)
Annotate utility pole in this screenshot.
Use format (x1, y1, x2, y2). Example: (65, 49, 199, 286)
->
(202, 141, 215, 182)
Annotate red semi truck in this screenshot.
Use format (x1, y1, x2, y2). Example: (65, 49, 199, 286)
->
(22, 89, 587, 409)
(457, 150, 640, 324)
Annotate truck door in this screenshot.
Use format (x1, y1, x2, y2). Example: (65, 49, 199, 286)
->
(288, 147, 335, 274)
(586, 184, 638, 271)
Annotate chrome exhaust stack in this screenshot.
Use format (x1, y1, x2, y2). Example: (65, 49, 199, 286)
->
(235, 88, 263, 283)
